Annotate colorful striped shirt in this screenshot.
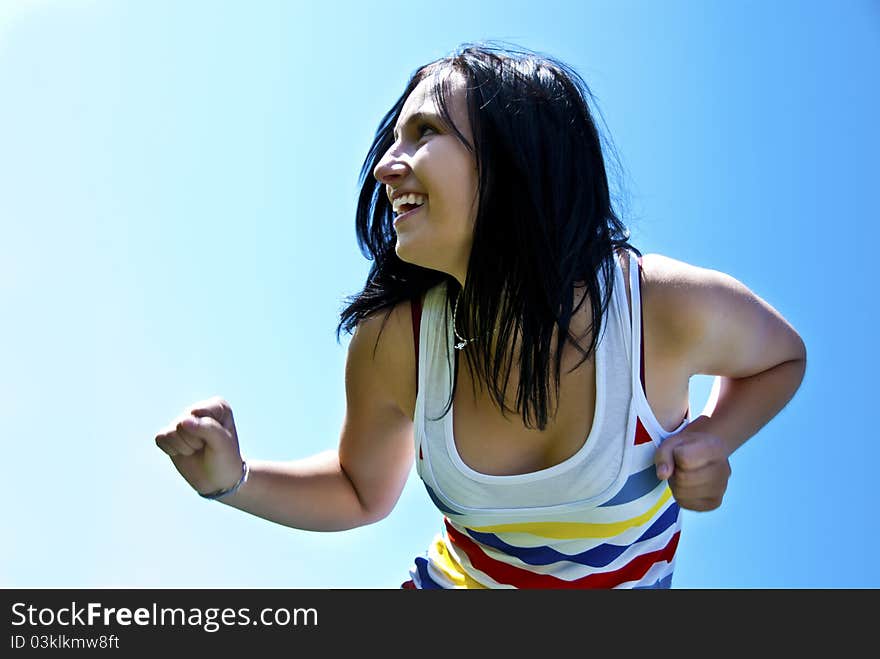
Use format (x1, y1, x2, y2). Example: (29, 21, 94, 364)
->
(402, 248, 690, 589)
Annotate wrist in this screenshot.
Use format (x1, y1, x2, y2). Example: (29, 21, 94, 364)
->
(681, 414, 734, 459)
(199, 461, 249, 501)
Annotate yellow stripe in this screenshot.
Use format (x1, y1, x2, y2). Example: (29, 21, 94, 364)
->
(428, 534, 488, 589)
(468, 487, 672, 539)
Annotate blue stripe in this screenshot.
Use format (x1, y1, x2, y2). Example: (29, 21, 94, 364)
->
(414, 557, 444, 589)
(464, 501, 681, 568)
(633, 572, 674, 589)
(640, 501, 681, 543)
(599, 465, 662, 507)
(422, 482, 462, 516)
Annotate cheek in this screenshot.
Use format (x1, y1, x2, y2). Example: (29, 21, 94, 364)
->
(459, 163, 479, 214)
(444, 165, 478, 214)
(431, 195, 474, 240)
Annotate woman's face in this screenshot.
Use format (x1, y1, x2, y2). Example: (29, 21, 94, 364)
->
(373, 70, 479, 287)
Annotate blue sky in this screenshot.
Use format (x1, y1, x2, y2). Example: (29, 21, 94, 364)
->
(2, 0, 877, 588)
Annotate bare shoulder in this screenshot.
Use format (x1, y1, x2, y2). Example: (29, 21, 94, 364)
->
(337, 299, 418, 521)
(637, 253, 713, 358)
(637, 252, 806, 378)
(347, 298, 417, 420)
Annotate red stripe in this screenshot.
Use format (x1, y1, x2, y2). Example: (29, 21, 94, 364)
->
(634, 416, 653, 445)
(401, 579, 417, 589)
(445, 519, 680, 589)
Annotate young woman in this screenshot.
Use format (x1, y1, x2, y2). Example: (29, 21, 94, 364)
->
(154, 43, 807, 589)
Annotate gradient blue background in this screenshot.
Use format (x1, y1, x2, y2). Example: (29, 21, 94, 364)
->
(2, 0, 877, 588)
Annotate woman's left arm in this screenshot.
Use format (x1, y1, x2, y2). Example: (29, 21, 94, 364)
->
(645, 254, 807, 511)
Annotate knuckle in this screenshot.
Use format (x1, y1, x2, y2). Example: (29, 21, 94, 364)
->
(678, 455, 697, 471)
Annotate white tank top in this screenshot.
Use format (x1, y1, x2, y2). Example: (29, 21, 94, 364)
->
(406, 248, 691, 588)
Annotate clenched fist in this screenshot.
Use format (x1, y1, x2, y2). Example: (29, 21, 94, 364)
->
(653, 422, 732, 512)
(154, 396, 244, 497)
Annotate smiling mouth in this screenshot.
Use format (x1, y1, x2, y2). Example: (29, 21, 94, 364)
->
(393, 204, 424, 225)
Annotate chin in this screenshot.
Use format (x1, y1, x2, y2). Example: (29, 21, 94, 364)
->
(394, 242, 443, 274)
(394, 240, 419, 265)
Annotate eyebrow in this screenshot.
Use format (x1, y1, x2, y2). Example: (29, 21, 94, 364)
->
(393, 111, 439, 141)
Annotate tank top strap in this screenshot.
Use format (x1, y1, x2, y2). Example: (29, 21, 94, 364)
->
(624, 250, 646, 391)
(411, 294, 423, 395)
(626, 250, 690, 427)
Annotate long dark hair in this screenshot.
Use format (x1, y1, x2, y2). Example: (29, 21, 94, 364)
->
(336, 41, 641, 430)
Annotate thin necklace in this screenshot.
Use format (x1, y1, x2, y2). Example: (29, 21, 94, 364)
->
(452, 290, 475, 350)
(452, 289, 496, 350)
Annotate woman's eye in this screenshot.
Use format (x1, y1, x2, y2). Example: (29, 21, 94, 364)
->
(417, 123, 436, 137)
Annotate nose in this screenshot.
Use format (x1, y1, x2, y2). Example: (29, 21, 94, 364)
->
(373, 143, 412, 191)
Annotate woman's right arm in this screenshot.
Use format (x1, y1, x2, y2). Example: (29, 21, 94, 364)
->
(154, 303, 417, 532)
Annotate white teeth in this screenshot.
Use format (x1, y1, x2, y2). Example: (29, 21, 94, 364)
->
(392, 193, 427, 214)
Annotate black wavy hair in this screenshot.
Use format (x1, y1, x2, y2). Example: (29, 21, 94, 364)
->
(336, 41, 641, 430)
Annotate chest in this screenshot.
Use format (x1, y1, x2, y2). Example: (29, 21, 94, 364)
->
(451, 342, 597, 476)
(450, 282, 689, 477)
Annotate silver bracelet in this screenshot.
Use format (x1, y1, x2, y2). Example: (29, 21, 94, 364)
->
(199, 461, 249, 500)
